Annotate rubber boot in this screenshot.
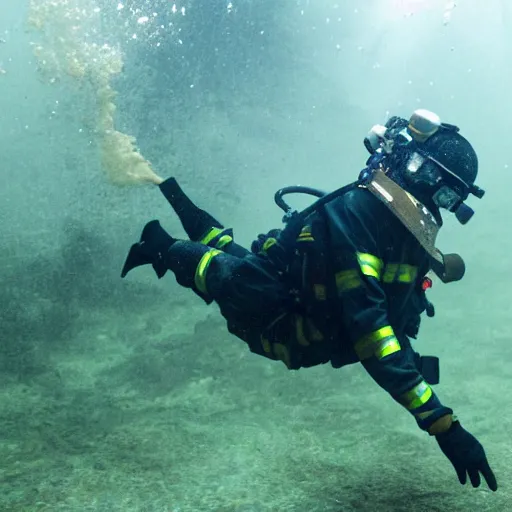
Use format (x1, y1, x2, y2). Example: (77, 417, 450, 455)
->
(121, 220, 176, 278)
(159, 178, 223, 241)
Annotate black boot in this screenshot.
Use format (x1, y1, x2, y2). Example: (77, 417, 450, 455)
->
(158, 177, 223, 241)
(121, 220, 176, 278)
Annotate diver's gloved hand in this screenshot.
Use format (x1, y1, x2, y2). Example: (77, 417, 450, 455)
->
(435, 420, 497, 491)
(121, 220, 176, 279)
(251, 229, 282, 254)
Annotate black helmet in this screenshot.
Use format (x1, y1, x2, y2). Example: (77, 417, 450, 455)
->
(421, 128, 479, 201)
(363, 109, 485, 224)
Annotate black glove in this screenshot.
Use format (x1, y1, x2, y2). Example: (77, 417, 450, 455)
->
(121, 220, 176, 279)
(251, 229, 282, 254)
(435, 420, 497, 491)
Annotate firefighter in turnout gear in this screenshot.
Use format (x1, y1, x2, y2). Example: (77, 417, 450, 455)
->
(121, 109, 497, 492)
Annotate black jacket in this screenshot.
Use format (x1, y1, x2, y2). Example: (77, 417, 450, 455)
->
(290, 185, 453, 432)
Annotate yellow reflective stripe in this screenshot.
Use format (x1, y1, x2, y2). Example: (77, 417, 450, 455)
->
(383, 263, 418, 283)
(357, 252, 383, 279)
(294, 315, 324, 347)
(336, 269, 363, 292)
(338, 257, 417, 287)
(295, 315, 310, 347)
(215, 235, 233, 248)
(200, 228, 233, 249)
(200, 227, 223, 245)
(262, 237, 277, 252)
(399, 381, 433, 410)
(397, 264, 418, 283)
(273, 343, 292, 369)
(314, 284, 327, 301)
(354, 326, 401, 360)
(378, 337, 401, 359)
(297, 228, 314, 243)
(194, 249, 222, 295)
(261, 336, 272, 354)
(383, 264, 398, 283)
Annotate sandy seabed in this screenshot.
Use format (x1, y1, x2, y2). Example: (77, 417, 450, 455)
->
(1, 291, 509, 512)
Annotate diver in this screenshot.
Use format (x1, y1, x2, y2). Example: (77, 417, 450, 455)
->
(121, 109, 497, 492)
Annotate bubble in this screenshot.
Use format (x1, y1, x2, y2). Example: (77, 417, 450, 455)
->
(28, 0, 160, 187)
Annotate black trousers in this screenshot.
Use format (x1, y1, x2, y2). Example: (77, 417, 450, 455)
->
(159, 177, 329, 369)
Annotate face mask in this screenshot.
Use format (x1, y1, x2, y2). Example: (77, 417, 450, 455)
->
(404, 152, 476, 224)
(405, 152, 443, 189)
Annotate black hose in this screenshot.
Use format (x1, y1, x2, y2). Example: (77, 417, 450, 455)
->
(274, 186, 327, 214)
(274, 182, 361, 222)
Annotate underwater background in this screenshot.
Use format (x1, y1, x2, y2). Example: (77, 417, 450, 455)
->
(1, 1, 511, 510)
